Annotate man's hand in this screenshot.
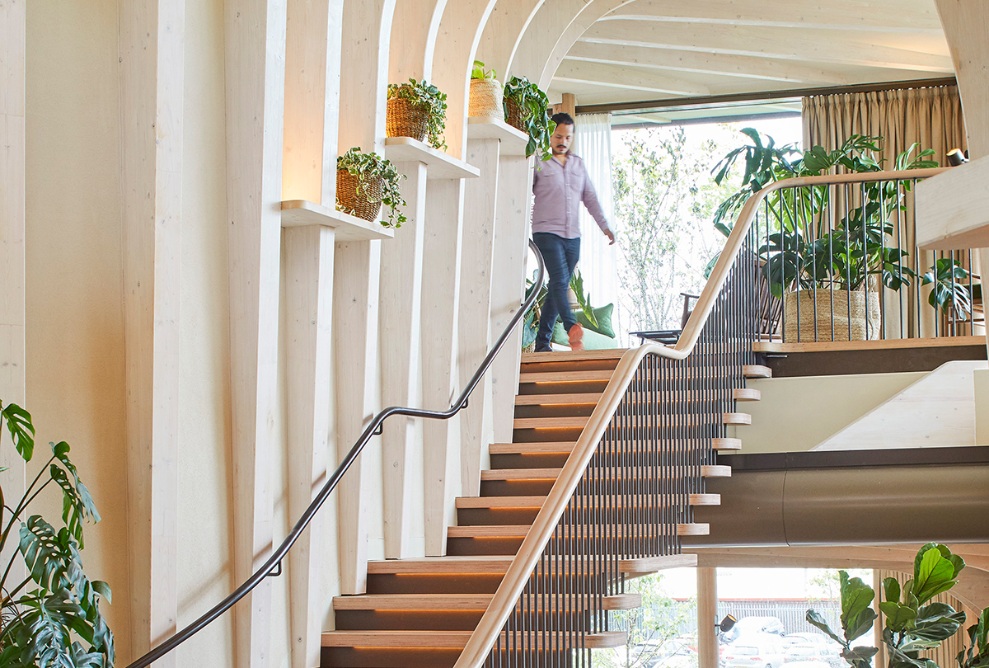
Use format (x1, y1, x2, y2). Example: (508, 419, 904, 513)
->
(604, 228, 616, 245)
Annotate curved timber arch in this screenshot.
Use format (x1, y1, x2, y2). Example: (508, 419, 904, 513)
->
(389, 0, 448, 82)
(476, 0, 545, 83)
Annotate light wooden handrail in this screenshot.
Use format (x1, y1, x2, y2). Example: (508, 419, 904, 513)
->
(454, 167, 947, 668)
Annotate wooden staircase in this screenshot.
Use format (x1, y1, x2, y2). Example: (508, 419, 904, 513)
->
(321, 349, 768, 667)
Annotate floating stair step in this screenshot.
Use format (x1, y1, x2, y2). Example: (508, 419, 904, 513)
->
(514, 416, 590, 430)
(448, 523, 709, 540)
(515, 393, 602, 406)
(521, 349, 625, 364)
(518, 369, 615, 384)
(701, 464, 731, 478)
(723, 412, 752, 425)
(712, 437, 742, 451)
(620, 553, 698, 577)
(332, 594, 491, 631)
(489, 441, 576, 456)
(733, 387, 761, 401)
(743, 364, 772, 378)
(481, 468, 561, 481)
(365, 556, 514, 595)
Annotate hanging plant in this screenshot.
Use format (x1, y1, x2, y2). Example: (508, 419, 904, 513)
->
(503, 75, 556, 161)
(336, 147, 407, 228)
(468, 60, 503, 119)
(386, 78, 448, 150)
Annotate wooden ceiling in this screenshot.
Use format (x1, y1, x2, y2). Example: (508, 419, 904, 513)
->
(549, 0, 953, 124)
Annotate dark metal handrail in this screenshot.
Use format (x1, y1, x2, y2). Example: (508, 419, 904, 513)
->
(126, 239, 546, 668)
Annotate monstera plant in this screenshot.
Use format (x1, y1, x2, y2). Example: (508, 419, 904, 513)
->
(0, 401, 114, 667)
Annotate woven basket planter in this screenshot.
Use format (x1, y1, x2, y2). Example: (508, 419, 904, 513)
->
(469, 78, 503, 119)
(505, 97, 527, 131)
(783, 289, 881, 342)
(336, 169, 382, 222)
(386, 97, 429, 142)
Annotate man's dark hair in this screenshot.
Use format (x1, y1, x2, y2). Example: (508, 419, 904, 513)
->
(551, 112, 575, 127)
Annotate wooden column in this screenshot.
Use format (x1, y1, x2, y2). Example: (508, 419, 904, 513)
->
(697, 567, 719, 668)
(421, 179, 465, 555)
(457, 137, 501, 496)
(936, 0, 989, 157)
(379, 160, 428, 558)
(283, 1, 344, 663)
(119, 0, 185, 661)
(224, 0, 286, 662)
(0, 0, 26, 580)
(334, 0, 394, 596)
(483, 125, 531, 445)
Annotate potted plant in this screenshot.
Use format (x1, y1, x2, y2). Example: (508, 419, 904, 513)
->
(0, 401, 114, 665)
(503, 75, 556, 160)
(468, 60, 502, 119)
(712, 130, 973, 340)
(336, 147, 407, 228)
(807, 542, 983, 668)
(386, 78, 448, 150)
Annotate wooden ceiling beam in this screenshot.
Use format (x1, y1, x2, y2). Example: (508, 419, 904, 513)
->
(582, 21, 953, 72)
(566, 41, 853, 85)
(553, 60, 711, 96)
(603, 0, 943, 34)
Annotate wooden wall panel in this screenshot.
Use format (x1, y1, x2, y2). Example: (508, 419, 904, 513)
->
(119, 0, 185, 662)
(224, 0, 287, 662)
(0, 0, 26, 598)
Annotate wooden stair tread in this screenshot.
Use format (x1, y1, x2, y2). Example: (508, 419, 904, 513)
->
(456, 496, 546, 508)
(333, 594, 492, 610)
(518, 369, 614, 383)
(322, 630, 470, 648)
(514, 393, 601, 405)
(481, 468, 562, 481)
(366, 556, 514, 575)
(448, 523, 708, 537)
(514, 416, 589, 429)
(712, 437, 742, 450)
(489, 441, 576, 455)
(743, 364, 772, 378)
(521, 349, 626, 363)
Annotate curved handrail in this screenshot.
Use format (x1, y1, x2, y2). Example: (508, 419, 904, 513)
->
(453, 166, 947, 667)
(126, 239, 546, 668)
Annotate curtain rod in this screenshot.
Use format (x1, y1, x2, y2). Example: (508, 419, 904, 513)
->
(575, 77, 958, 115)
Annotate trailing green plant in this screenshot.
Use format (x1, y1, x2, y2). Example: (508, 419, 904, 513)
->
(0, 401, 114, 667)
(522, 269, 599, 349)
(808, 543, 972, 668)
(336, 147, 407, 228)
(471, 60, 497, 80)
(503, 75, 556, 161)
(386, 78, 448, 150)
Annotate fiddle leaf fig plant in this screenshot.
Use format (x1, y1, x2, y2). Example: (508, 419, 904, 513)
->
(808, 543, 973, 668)
(503, 76, 556, 161)
(0, 401, 114, 667)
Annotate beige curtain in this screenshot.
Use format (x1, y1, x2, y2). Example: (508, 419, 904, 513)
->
(803, 86, 974, 338)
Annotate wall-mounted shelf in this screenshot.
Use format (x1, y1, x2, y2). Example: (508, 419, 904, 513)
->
(384, 137, 480, 179)
(466, 118, 529, 156)
(281, 200, 395, 241)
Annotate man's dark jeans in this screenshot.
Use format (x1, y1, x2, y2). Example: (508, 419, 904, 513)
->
(532, 232, 580, 352)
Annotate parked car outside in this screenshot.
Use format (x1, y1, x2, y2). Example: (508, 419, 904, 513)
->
(721, 633, 786, 668)
(722, 616, 786, 643)
(784, 643, 839, 666)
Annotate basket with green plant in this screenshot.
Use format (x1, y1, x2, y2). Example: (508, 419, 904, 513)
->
(336, 147, 407, 228)
(386, 78, 448, 150)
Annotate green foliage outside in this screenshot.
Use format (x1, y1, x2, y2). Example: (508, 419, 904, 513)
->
(611, 125, 739, 333)
(592, 573, 694, 668)
(0, 402, 114, 667)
